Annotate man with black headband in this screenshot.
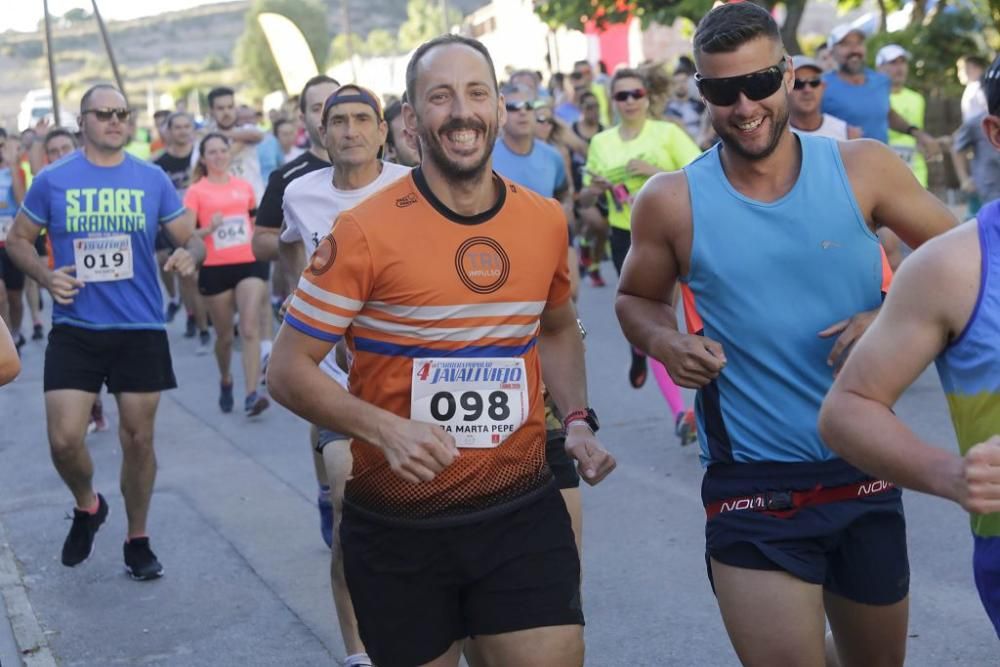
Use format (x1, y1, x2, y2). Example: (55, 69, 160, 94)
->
(616, 4, 956, 664)
(821, 55, 1000, 639)
(278, 83, 409, 667)
(269, 34, 615, 667)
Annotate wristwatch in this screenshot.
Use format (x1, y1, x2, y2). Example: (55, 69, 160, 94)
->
(563, 407, 600, 433)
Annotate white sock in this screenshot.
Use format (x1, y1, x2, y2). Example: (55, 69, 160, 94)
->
(343, 654, 372, 667)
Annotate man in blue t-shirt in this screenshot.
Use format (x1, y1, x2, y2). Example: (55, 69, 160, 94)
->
(492, 84, 570, 200)
(5, 84, 205, 582)
(822, 25, 938, 155)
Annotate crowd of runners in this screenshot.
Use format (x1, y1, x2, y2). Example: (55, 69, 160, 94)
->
(0, 2, 997, 665)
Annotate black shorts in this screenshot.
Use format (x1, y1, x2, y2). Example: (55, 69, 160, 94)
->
(341, 486, 584, 667)
(44, 324, 177, 394)
(198, 261, 270, 296)
(703, 459, 909, 606)
(546, 429, 580, 489)
(0, 248, 25, 291)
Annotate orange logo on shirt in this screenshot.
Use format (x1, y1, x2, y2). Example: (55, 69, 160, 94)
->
(309, 235, 337, 275)
(455, 237, 509, 294)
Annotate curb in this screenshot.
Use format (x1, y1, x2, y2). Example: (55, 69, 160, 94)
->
(0, 520, 57, 667)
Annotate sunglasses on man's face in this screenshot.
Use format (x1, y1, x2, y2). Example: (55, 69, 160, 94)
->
(695, 60, 787, 107)
(505, 100, 537, 113)
(83, 107, 131, 122)
(793, 78, 822, 91)
(570, 71, 590, 80)
(613, 88, 646, 103)
(536, 115, 552, 124)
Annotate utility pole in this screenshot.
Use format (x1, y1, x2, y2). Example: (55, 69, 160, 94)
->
(90, 0, 129, 106)
(42, 0, 60, 125)
(341, 0, 357, 81)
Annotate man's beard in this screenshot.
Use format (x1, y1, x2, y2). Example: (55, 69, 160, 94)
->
(840, 55, 865, 76)
(713, 101, 789, 162)
(417, 115, 497, 182)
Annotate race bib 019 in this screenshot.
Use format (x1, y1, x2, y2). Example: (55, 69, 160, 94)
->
(0, 216, 12, 243)
(73, 235, 134, 282)
(212, 215, 251, 251)
(411, 358, 528, 448)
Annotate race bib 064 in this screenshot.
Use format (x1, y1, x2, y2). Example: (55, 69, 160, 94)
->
(213, 215, 251, 251)
(411, 358, 528, 448)
(73, 235, 133, 282)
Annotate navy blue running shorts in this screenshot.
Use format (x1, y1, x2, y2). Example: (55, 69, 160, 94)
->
(702, 458, 909, 606)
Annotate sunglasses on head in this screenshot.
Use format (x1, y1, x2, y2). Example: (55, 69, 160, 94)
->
(612, 88, 646, 102)
(505, 100, 538, 113)
(83, 107, 131, 122)
(695, 60, 787, 106)
(793, 78, 822, 90)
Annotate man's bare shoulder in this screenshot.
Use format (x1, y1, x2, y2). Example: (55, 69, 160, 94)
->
(633, 170, 691, 229)
(889, 220, 981, 335)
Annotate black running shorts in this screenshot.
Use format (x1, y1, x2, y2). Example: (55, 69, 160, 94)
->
(44, 324, 177, 394)
(341, 486, 584, 667)
(198, 261, 269, 297)
(703, 459, 909, 606)
(0, 248, 26, 291)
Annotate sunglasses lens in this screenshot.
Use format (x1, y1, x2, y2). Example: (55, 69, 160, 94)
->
(742, 69, 784, 101)
(698, 79, 740, 106)
(613, 89, 646, 102)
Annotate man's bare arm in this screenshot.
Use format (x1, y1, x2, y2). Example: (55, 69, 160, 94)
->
(268, 325, 458, 484)
(819, 223, 981, 507)
(615, 171, 725, 388)
(252, 226, 280, 262)
(842, 140, 957, 248)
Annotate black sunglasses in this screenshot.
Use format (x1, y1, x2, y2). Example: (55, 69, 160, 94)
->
(695, 60, 787, 106)
(793, 78, 823, 90)
(505, 100, 538, 113)
(83, 107, 131, 122)
(613, 88, 646, 102)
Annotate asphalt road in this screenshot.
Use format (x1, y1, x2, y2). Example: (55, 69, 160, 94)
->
(0, 270, 995, 666)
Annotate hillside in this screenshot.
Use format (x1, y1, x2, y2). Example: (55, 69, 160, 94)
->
(0, 0, 488, 129)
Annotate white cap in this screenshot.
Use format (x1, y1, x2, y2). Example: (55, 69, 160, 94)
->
(827, 24, 866, 50)
(875, 44, 911, 67)
(791, 55, 822, 73)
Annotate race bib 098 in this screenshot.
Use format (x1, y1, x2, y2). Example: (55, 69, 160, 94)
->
(411, 358, 528, 448)
(73, 235, 134, 282)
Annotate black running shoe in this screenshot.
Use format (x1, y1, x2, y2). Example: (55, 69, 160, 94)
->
(219, 381, 234, 413)
(123, 538, 164, 581)
(61, 494, 108, 567)
(32, 323, 44, 341)
(184, 315, 197, 338)
(164, 301, 181, 323)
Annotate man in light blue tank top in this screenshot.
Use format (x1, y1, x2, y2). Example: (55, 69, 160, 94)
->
(615, 4, 957, 663)
(821, 56, 1000, 638)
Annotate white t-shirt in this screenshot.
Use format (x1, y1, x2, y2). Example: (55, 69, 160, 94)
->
(792, 113, 849, 140)
(962, 81, 988, 123)
(282, 160, 411, 382)
(191, 124, 266, 203)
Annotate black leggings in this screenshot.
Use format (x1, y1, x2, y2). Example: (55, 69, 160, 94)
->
(610, 226, 632, 276)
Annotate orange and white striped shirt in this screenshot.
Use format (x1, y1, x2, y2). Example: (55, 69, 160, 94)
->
(284, 169, 572, 524)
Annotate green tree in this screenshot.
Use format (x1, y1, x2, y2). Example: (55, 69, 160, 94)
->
(399, 0, 464, 51)
(365, 28, 397, 57)
(329, 33, 364, 64)
(62, 8, 92, 25)
(537, 0, 809, 55)
(235, 0, 330, 93)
